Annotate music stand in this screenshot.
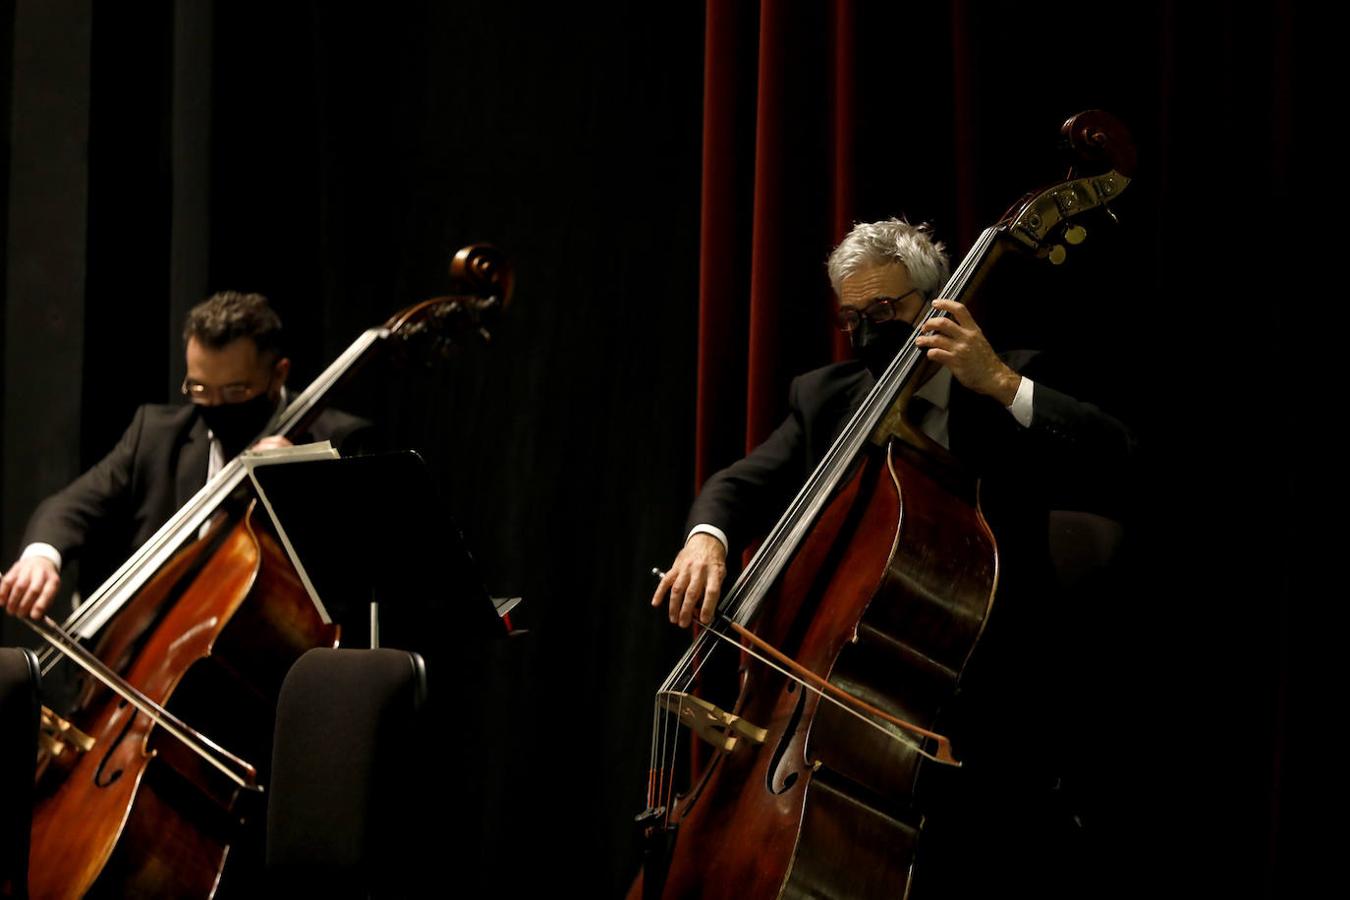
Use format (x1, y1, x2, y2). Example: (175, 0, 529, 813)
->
(245, 450, 504, 652)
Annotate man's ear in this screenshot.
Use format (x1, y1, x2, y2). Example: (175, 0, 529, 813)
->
(274, 356, 292, 386)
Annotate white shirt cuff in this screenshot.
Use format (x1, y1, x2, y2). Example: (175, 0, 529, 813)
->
(1006, 376, 1034, 428)
(686, 524, 729, 553)
(21, 542, 62, 571)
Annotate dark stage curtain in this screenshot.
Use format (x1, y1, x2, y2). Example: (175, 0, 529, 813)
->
(0, 1, 1321, 897)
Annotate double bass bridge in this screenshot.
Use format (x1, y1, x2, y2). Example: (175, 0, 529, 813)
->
(658, 691, 766, 752)
(39, 705, 95, 759)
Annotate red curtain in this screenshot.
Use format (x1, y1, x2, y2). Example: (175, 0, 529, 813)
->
(696, 0, 847, 485)
(695, 0, 988, 483)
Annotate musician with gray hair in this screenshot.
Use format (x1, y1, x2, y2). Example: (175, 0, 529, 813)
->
(648, 215, 1135, 896)
(653, 216, 1123, 628)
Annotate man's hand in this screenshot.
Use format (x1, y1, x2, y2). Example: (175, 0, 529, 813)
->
(916, 298, 1021, 406)
(0, 556, 61, 620)
(250, 435, 293, 452)
(651, 533, 727, 629)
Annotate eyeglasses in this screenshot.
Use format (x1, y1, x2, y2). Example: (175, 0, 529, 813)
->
(181, 377, 268, 405)
(836, 289, 922, 333)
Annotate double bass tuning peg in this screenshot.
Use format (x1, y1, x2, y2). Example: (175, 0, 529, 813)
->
(1048, 224, 1088, 265)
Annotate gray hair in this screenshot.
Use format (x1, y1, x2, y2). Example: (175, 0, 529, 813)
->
(826, 218, 951, 298)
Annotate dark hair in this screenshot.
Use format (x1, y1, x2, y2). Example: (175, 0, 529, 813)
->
(182, 291, 284, 358)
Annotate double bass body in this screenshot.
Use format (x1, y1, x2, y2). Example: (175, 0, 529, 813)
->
(656, 439, 996, 899)
(28, 503, 337, 899)
(641, 112, 1134, 898)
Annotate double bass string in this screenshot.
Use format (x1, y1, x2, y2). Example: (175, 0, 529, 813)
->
(654, 634, 700, 813)
(42, 326, 390, 670)
(695, 617, 951, 763)
(652, 619, 722, 813)
(712, 228, 997, 632)
(649, 575, 747, 815)
(22, 616, 257, 786)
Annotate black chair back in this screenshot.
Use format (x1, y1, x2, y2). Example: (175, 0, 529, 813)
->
(267, 648, 428, 897)
(0, 648, 40, 899)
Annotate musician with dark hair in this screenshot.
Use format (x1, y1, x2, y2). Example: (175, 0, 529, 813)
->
(0, 291, 367, 620)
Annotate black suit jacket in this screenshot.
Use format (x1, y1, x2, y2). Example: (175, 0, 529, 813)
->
(22, 402, 369, 591)
(684, 354, 1134, 896)
(687, 352, 1134, 755)
(687, 351, 1133, 550)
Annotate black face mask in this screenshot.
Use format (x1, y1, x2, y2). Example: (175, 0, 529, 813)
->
(196, 392, 278, 458)
(850, 318, 916, 379)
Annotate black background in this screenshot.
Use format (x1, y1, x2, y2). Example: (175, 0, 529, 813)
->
(0, 2, 1322, 897)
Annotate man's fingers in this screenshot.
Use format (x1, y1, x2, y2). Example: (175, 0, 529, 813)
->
(699, 578, 722, 625)
(920, 316, 965, 339)
(653, 550, 728, 629)
(669, 572, 691, 623)
(700, 566, 725, 624)
(685, 570, 707, 613)
(678, 590, 702, 628)
(918, 335, 956, 356)
(930, 298, 971, 326)
(675, 568, 707, 628)
(651, 569, 676, 607)
(20, 572, 49, 613)
(680, 570, 709, 629)
(9, 571, 35, 618)
(34, 575, 60, 620)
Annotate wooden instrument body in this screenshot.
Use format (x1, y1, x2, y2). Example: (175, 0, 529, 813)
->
(655, 442, 995, 899)
(28, 505, 337, 899)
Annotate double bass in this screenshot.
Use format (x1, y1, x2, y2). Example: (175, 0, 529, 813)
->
(19, 244, 512, 898)
(635, 112, 1135, 898)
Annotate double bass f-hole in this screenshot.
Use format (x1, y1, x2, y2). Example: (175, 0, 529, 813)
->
(766, 689, 808, 796)
(92, 701, 137, 789)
